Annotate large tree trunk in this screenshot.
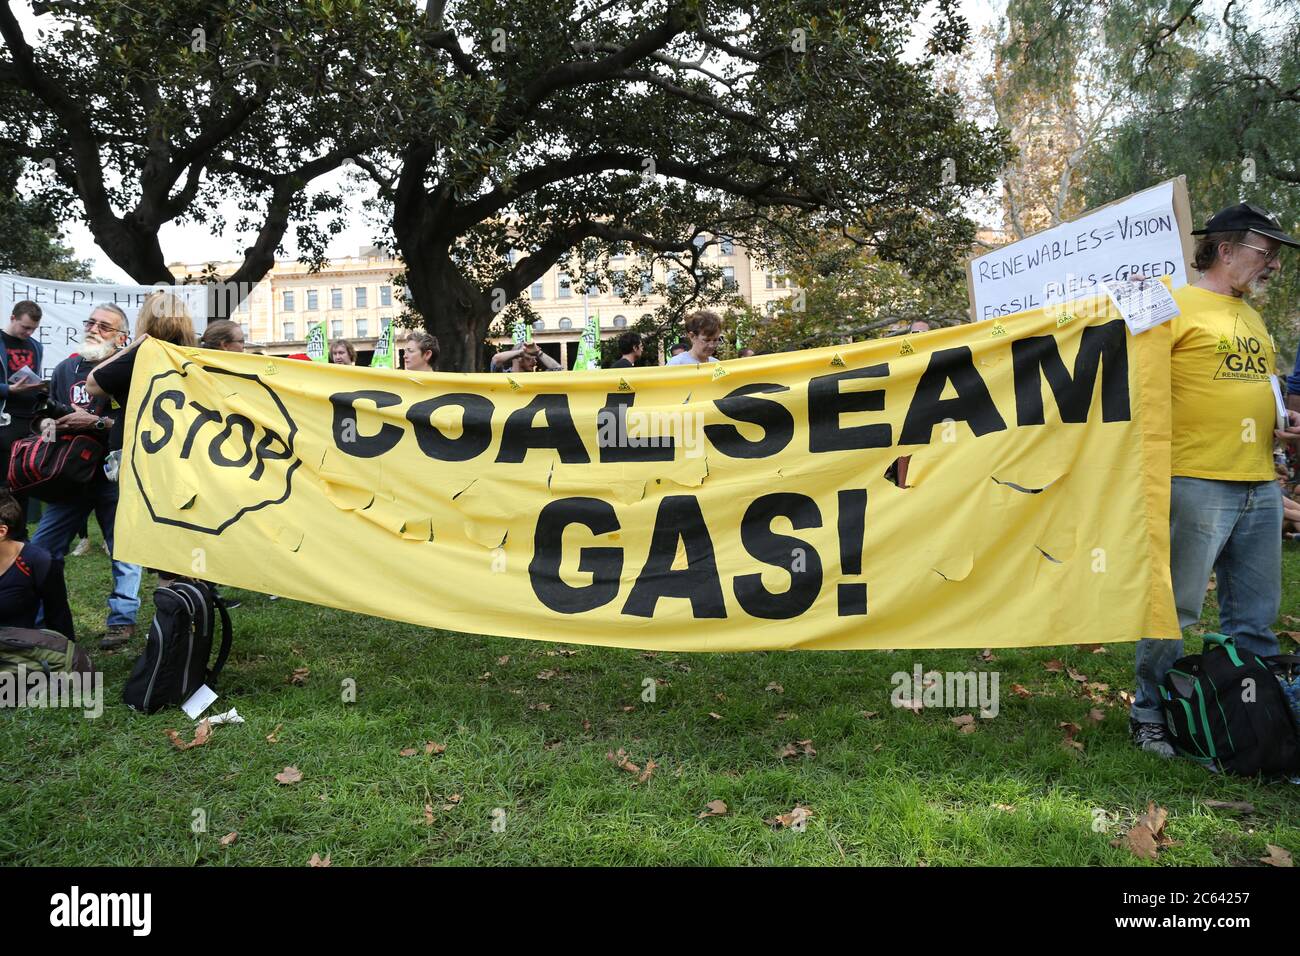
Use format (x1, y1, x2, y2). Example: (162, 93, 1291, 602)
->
(397, 240, 493, 372)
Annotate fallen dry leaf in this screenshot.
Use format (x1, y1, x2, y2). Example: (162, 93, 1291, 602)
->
(637, 758, 657, 784)
(165, 719, 212, 751)
(425, 741, 445, 755)
(288, 667, 310, 685)
(1111, 803, 1174, 860)
(708, 712, 723, 720)
(308, 853, 331, 867)
(442, 793, 461, 811)
(1060, 721, 1084, 752)
(1011, 684, 1033, 698)
(497, 655, 510, 665)
(399, 747, 418, 757)
(275, 766, 303, 785)
(621, 705, 635, 712)
(951, 714, 977, 733)
(582, 719, 592, 732)
(896, 697, 924, 713)
(765, 682, 784, 694)
(1076, 643, 1102, 653)
(1203, 800, 1254, 813)
(423, 803, 434, 825)
(529, 702, 552, 712)
(266, 723, 283, 743)
(478, 671, 491, 681)
(536, 669, 558, 681)
(220, 831, 237, 847)
(714, 692, 728, 702)
(860, 710, 879, 719)
(1261, 844, 1293, 867)
(1043, 659, 1064, 673)
(993, 803, 1016, 813)
(777, 739, 817, 759)
(765, 806, 813, 828)
(1086, 708, 1105, 724)
(775, 711, 796, 721)
(698, 800, 728, 819)
(606, 748, 641, 774)
(978, 648, 995, 662)
(1066, 667, 1088, 683)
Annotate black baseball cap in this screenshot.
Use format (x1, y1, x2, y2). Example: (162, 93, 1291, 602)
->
(1191, 202, 1300, 247)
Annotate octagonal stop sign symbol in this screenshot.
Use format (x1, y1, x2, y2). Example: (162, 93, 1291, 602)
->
(130, 363, 300, 534)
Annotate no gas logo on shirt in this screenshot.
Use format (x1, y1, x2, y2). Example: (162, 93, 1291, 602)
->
(131, 363, 299, 533)
(1214, 333, 1270, 382)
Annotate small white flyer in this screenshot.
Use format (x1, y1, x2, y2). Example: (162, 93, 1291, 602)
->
(181, 684, 219, 719)
(1103, 277, 1180, 334)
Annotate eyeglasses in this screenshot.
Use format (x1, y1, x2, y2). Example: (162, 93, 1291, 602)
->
(1236, 241, 1282, 264)
(83, 318, 121, 335)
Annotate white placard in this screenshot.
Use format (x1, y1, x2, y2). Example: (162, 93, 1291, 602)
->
(0, 273, 207, 379)
(968, 181, 1189, 323)
(1271, 375, 1288, 433)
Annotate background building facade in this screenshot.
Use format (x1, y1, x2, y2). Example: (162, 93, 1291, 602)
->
(173, 240, 795, 365)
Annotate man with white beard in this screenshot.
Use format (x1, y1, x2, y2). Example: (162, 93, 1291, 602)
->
(30, 304, 142, 649)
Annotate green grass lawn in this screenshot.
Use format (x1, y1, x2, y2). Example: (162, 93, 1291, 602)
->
(2, 529, 1298, 866)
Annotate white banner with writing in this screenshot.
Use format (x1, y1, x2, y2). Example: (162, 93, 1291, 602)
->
(0, 273, 208, 378)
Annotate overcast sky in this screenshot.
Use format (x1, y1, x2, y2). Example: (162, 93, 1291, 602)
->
(15, 0, 1007, 282)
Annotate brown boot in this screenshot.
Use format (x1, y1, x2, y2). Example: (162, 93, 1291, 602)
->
(99, 624, 136, 650)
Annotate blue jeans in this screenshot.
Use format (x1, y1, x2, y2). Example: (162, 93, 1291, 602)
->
(32, 478, 142, 629)
(1131, 477, 1282, 724)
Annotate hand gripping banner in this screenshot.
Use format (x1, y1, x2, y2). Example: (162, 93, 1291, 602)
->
(115, 295, 1178, 651)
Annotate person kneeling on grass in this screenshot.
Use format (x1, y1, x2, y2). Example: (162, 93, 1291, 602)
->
(0, 494, 74, 640)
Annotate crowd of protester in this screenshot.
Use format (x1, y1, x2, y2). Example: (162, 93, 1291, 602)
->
(3, 201, 1300, 770)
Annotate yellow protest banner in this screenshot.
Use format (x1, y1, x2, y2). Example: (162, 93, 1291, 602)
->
(115, 295, 1178, 651)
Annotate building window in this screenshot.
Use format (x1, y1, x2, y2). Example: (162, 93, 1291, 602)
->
(559, 317, 573, 330)
(306, 289, 318, 311)
(330, 288, 343, 309)
(612, 315, 628, 328)
(530, 279, 544, 299)
(331, 320, 343, 338)
(611, 270, 625, 296)
(765, 273, 774, 290)
(692, 234, 708, 254)
(586, 278, 600, 296)
(720, 237, 734, 256)
(283, 291, 295, 311)
(668, 270, 680, 288)
(558, 273, 572, 298)
(532, 318, 545, 332)
(722, 266, 737, 290)
(380, 285, 392, 306)
(282, 321, 296, 340)
(355, 287, 367, 308)
(641, 273, 653, 295)
(356, 318, 369, 337)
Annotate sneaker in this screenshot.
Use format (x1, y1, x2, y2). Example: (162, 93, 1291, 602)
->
(1130, 718, 1176, 759)
(70, 537, 92, 557)
(99, 624, 137, 651)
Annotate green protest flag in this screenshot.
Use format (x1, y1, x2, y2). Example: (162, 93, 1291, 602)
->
(306, 321, 329, 362)
(371, 317, 395, 368)
(511, 318, 532, 346)
(574, 312, 601, 370)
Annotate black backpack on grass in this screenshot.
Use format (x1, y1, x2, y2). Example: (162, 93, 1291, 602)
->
(123, 580, 231, 714)
(1160, 632, 1300, 776)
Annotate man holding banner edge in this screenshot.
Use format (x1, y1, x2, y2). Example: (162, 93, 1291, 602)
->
(1130, 202, 1300, 757)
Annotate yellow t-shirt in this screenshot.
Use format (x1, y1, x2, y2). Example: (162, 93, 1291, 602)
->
(1170, 284, 1277, 481)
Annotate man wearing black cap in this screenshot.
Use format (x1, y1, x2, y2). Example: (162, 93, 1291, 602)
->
(1130, 202, 1300, 757)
